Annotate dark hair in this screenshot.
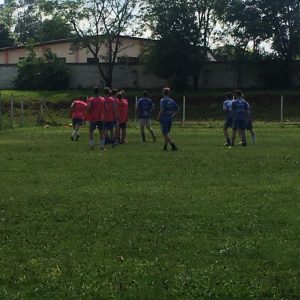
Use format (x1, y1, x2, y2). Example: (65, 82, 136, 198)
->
(226, 92, 233, 99)
(117, 92, 122, 99)
(120, 90, 125, 97)
(103, 87, 110, 95)
(93, 87, 99, 95)
(111, 88, 118, 96)
(143, 90, 148, 97)
(236, 90, 243, 97)
(162, 87, 171, 96)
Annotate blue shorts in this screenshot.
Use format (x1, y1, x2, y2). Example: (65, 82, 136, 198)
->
(246, 120, 253, 130)
(119, 123, 127, 129)
(105, 122, 116, 130)
(89, 121, 104, 131)
(160, 119, 172, 134)
(233, 119, 247, 130)
(72, 118, 83, 126)
(224, 117, 233, 129)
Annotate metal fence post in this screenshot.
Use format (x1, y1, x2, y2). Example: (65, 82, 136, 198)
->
(10, 98, 14, 129)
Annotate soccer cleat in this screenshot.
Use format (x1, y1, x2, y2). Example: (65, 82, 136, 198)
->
(171, 146, 178, 151)
(75, 135, 80, 141)
(163, 146, 168, 151)
(223, 143, 230, 146)
(99, 146, 107, 151)
(70, 136, 74, 141)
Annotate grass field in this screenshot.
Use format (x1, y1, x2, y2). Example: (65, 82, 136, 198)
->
(0, 124, 300, 299)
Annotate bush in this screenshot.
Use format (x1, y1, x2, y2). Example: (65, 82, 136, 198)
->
(14, 43, 70, 90)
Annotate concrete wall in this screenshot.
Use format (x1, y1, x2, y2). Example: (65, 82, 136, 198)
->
(0, 65, 17, 89)
(0, 62, 299, 90)
(68, 64, 168, 89)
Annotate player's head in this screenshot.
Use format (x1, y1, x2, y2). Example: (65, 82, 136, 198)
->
(143, 90, 148, 97)
(120, 90, 125, 97)
(111, 88, 118, 97)
(235, 90, 243, 98)
(117, 92, 122, 100)
(93, 87, 100, 96)
(162, 87, 171, 97)
(103, 87, 110, 96)
(226, 92, 233, 100)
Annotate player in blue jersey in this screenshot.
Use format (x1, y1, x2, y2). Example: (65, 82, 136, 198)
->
(157, 87, 179, 151)
(223, 92, 234, 146)
(136, 91, 156, 142)
(230, 90, 250, 147)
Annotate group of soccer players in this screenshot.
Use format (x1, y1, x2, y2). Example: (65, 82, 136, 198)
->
(223, 90, 256, 147)
(69, 86, 179, 151)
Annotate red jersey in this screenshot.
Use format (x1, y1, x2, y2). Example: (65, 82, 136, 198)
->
(71, 100, 87, 119)
(104, 96, 117, 122)
(118, 98, 128, 123)
(87, 96, 105, 122)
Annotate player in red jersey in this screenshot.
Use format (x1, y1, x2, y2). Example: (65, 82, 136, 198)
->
(70, 96, 87, 141)
(117, 91, 129, 144)
(86, 87, 106, 150)
(103, 87, 118, 147)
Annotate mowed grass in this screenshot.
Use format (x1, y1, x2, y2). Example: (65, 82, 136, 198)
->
(0, 125, 300, 299)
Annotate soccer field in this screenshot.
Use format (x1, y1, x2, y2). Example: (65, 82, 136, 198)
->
(0, 125, 300, 299)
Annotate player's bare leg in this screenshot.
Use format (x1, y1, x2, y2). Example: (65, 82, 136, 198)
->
(231, 129, 237, 147)
(223, 127, 230, 146)
(146, 125, 156, 142)
(239, 129, 247, 146)
(89, 130, 95, 150)
(163, 133, 177, 151)
(140, 126, 146, 142)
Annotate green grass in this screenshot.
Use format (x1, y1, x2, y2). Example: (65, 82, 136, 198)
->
(0, 125, 300, 299)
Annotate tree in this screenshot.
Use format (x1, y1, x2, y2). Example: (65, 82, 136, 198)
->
(36, 16, 75, 42)
(259, 0, 300, 61)
(40, 0, 138, 87)
(13, 0, 42, 44)
(0, 24, 15, 47)
(143, 0, 221, 91)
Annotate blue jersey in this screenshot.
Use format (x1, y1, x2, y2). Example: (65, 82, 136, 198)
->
(223, 99, 233, 118)
(159, 97, 179, 120)
(232, 98, 249, 120)
(137, 98, 154, 119)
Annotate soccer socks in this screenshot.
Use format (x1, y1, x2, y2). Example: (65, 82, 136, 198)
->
(170, 142, 178, 151)
(142, 133, 146, 142)
(251, 132, 256, 144)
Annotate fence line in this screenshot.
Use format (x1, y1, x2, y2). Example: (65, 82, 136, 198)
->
(10, 99, 14, 129)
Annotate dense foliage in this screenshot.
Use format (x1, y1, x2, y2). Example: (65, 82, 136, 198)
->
(14, 44, 70, 90)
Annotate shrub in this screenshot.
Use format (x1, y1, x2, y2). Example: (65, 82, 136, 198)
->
(14, 43, 70, 90)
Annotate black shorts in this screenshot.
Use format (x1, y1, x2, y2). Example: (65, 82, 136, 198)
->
(89, 121, 104, 131)
(224, 117, 233, 129)
(72, 118, 83, 126)
(119, 123, 127, 129)
(233, 119, 247, 130)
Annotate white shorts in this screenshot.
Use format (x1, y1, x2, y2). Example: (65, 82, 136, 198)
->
(139, 118, 151, 127)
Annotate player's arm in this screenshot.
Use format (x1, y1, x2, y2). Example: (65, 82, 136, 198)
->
(157, 101, 164, 120)
(114, 100, 119, 123)
(171, 104, 179, 118)
(86, 99, 92, 114)
(69, 101, 75, 118)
